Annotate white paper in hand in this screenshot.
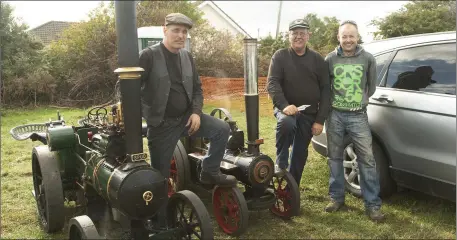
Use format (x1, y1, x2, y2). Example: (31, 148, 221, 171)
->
(297, 105, 311, 111)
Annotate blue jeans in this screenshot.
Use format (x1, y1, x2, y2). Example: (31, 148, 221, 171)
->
(326, 109, 382, 210)
(274, 108, 315, 187)
(146, 111, 230, 226)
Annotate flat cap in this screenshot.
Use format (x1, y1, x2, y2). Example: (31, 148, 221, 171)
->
(289, 19, 310, 31)
(165, 13, 193, 29)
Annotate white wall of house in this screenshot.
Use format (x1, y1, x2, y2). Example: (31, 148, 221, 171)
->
(199, 3, 243, 36)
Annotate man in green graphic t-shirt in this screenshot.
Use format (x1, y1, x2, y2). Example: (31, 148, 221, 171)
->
(324, 20, 385, 222)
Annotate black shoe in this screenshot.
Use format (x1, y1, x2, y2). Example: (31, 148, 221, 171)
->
(366, 208, 385, 222)
(200, 171, 237, 187)
(324, 200, 345, 212)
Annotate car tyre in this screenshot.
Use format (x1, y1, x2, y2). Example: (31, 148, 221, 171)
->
(373, 140, 397, 198)
(343, 138, 397, 198)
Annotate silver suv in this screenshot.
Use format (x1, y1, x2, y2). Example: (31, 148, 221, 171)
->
(312, 31, 456, 202)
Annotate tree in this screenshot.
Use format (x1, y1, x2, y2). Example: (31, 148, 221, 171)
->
(304, 13, 341, 56)
(191, 22, 245, 78)
(257, 33, 289, 76)
(46, 2, 118, 106)
(0, 2, 55, 106)
(136, 1, 204, 28)
(258, 34, 289, 58)
(371, 0, 456, 39)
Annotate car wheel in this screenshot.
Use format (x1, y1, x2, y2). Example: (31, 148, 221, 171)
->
(343, 139, 362, 197)
(343, 138, 396, 198)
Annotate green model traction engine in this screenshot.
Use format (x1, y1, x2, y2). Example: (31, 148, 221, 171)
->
(9, 1, 212, 239)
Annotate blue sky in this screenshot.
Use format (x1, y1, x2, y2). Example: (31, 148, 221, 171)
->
(8, 1, 409, 43)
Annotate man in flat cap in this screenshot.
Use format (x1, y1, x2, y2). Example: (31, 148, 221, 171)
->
(267, 18, 331, 194)
(139, 12, 236, 226)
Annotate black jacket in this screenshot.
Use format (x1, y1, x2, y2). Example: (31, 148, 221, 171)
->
(267, 47, 330, 124)
(139, 43, 203, 127)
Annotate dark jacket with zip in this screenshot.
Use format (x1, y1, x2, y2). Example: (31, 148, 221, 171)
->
(139, 43, 203, 127)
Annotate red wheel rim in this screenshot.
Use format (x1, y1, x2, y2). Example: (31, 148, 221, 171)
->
(213, 187, 241, 234)
(168, 157, 178, 197)
(270, 176, 292, 217)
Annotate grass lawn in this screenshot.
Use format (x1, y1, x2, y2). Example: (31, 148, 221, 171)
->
(1, 96, 455, 239)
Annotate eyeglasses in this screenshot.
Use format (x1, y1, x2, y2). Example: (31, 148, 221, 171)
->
(290, 31, 309, 38)
(340, 20, 358, 28)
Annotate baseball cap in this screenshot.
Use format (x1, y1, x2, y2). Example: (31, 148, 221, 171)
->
(289, 19, 310, 31)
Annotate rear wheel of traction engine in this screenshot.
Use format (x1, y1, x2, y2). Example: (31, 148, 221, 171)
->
(169, 140, 190, 197)
(212, 186, 249, 236)
(68, 215, 102, 240)
(206, 108, 234, 147)
(32, 146, 65, 233)
(270, 172, 300, 219)
(167, 190, 213, 240)
(210, 108, 233, 122)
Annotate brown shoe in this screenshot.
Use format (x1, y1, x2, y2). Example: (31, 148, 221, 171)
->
(325, 200, 345, 212)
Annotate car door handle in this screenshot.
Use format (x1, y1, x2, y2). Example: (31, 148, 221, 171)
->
(372, 95, 394, 102)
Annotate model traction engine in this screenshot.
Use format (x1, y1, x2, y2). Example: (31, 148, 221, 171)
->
(168, 39, 301, 236)
(9, 1, 213, 239)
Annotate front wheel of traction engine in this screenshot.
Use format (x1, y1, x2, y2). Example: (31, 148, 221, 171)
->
(270, 172, 300, 219)
(32, 146, 65, 233)
(167, 190, 213, 240)
(212, 186, 249, 236)
(68, 215, 102, 239)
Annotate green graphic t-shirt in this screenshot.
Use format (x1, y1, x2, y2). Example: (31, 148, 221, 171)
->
(325, 46, 377, 112)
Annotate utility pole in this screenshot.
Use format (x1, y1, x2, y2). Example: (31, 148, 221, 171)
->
(275, 0, 283, 39)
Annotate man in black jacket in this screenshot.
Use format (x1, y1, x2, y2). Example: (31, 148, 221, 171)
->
(139, 13, 236, 225)
(267, 18, 330, 187)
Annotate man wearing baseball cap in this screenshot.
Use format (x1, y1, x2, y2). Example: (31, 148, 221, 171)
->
(267, 18, 331, 194)
(139, 13, 236, 227)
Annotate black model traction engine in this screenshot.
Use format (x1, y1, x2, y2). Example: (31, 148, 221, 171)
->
(168, 39, 301, 237)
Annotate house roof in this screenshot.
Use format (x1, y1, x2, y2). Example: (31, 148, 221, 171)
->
(198, 1, 252, 38)
(28, 21, 77, 45)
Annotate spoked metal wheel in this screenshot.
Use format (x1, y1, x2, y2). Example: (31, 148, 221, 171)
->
(210, 108, 233, 122)
(68, 215, 102, 240)
(212, 186, 249, 236)
(269, 172, 300, 219)
(343, 143, 362, 196)
(32, 146, 65, 233)
(206, 108, 235, 148)
(167, 190, 213, 240)
(169, 140, 191, 197)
